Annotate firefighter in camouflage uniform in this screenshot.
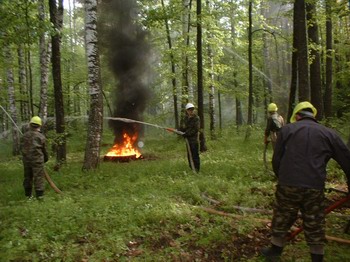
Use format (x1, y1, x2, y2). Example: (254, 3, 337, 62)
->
(264, 103, 284, 150)
(179, 103, 200, 172)
(261, 101, 350, 262)
(21, 116, 49, 200)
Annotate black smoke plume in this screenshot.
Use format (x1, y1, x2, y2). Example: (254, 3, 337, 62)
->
(100, 0, 152, 145)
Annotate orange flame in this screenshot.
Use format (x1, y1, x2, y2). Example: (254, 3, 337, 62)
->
(106, 133, 142, 158)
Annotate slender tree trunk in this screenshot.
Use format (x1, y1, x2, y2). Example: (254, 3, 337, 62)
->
(287, 4, 299, 123)
(295, 0, 310, 101)
(49, 0, 66, 165)
(161, 0, 179, 129)
(206, 0, 215, 139)
(247, 1, 253, 125)
(324, 0, 333, 118)
(38, 0, 50, 123)
(82, 0, 103, 171)
(17, 46, 30, 121)
(307, 1, 323, 120)
(5, 47, 20, 155)
(196, 0, 207, 151)
(181, 0, 192, 128)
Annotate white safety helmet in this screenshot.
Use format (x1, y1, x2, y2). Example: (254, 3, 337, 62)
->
(185, 103, 195, 110)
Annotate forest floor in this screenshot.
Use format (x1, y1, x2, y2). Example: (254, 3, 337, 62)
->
(0, 125, 349, 261)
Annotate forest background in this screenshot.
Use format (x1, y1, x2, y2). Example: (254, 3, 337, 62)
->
(0, 0, 350, 261)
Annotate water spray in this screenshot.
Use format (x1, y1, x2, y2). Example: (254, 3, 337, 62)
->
(105, 117, 184, 135)
(0, 105, 23, 135)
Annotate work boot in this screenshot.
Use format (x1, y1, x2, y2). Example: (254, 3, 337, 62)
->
(35, 190, 44, 201)
(25, 188, 32, 198)
(261, 244, 283, 261)
(311, 253, 324, 262)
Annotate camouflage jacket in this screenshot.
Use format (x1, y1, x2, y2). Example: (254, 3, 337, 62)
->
(21, 129, 48, 164)
(180, 114, 200, 142)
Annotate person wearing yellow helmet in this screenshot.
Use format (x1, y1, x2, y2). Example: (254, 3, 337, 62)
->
(264, 103, 284, 150)
(261, 101, 350, 262)
(20, 116, 49, 200)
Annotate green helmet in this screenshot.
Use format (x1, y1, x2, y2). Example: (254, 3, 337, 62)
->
(290, 101, 317, 123)
(267, 103, 278, 112)
(30, 116, 42, 126)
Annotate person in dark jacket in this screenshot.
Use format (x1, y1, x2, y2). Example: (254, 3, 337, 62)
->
(264, 103, 284, 150)
(180, 103, 200, 172)
(261, 101, 350, 262)
(21, 116, 49, 200)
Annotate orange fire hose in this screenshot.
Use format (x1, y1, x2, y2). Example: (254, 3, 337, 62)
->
(288, 193, 350, 240)
(44, 169, 62, 194)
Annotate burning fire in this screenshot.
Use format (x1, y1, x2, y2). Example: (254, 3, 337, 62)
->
(106, 133, 142, 158)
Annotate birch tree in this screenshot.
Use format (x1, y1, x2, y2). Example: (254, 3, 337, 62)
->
(38, 0, 50, 123)
(5, 47, 20, 155)
(82, 0, 103, 171)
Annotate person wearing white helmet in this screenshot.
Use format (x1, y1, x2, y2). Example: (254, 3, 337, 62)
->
(179, 103, 200, 172)
(261, 101, 350, 262)
(20, 116, 49, 200)
(264, 103, 284, 150)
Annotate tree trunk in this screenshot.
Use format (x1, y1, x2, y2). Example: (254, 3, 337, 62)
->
(17, 46, 30, 121)
(82, 0, 103, 171)
(324, 0, 333, 118)
(38, 0, 50, 123)
(247, 1, 253, 125)
(49, 0, 66, 165)
(181, 0, 192, 127)
(306, 1, 323, 120)
(206, 0, 215, 140)
(5, 47, 20, 155)
(161, 0, 179, 129)
(287, 4, 299, 123)
(295, 0, 310, 101)
(196, 0, 207, 151)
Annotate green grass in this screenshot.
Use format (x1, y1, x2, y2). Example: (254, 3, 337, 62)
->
(0, 126, 349, 261)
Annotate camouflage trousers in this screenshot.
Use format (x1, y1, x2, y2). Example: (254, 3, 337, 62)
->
(271, 185, 326, 246)
(23, 161, 46, 192)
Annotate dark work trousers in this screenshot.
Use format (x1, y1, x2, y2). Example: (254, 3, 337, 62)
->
(187, 141, 200, 172)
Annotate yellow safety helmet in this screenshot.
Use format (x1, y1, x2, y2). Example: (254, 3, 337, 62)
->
(290, 101, 317, 123)
(267, 103, 278, 112)
(30, 116, 42, 126)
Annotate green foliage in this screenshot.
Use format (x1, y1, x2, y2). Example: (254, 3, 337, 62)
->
(1, 127, 349, 261)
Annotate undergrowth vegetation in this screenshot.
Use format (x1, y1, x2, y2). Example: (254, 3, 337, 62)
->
(0, 124, 349, 261)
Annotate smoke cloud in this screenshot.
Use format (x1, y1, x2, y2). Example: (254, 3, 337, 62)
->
(100, 0, 152, 144)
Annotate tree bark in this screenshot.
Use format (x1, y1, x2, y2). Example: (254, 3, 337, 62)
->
(206, 0, 215, 140)
(247, 1, 253, 125)
(295, 0, 310, 101)
(161, 0, 179, 129)
(17, 46, 30, 121)
(5, 47, 20, 155)
(49, 0, 66, 165)
(181, 0, 192, 127)
(82, 0, 103, 171)
(324, 0, 333, 118)
(38, 0, 50, 123)
(287, 4, 299, 123)
(196, 0, 207, 151)
(306, 1, 323, 120)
